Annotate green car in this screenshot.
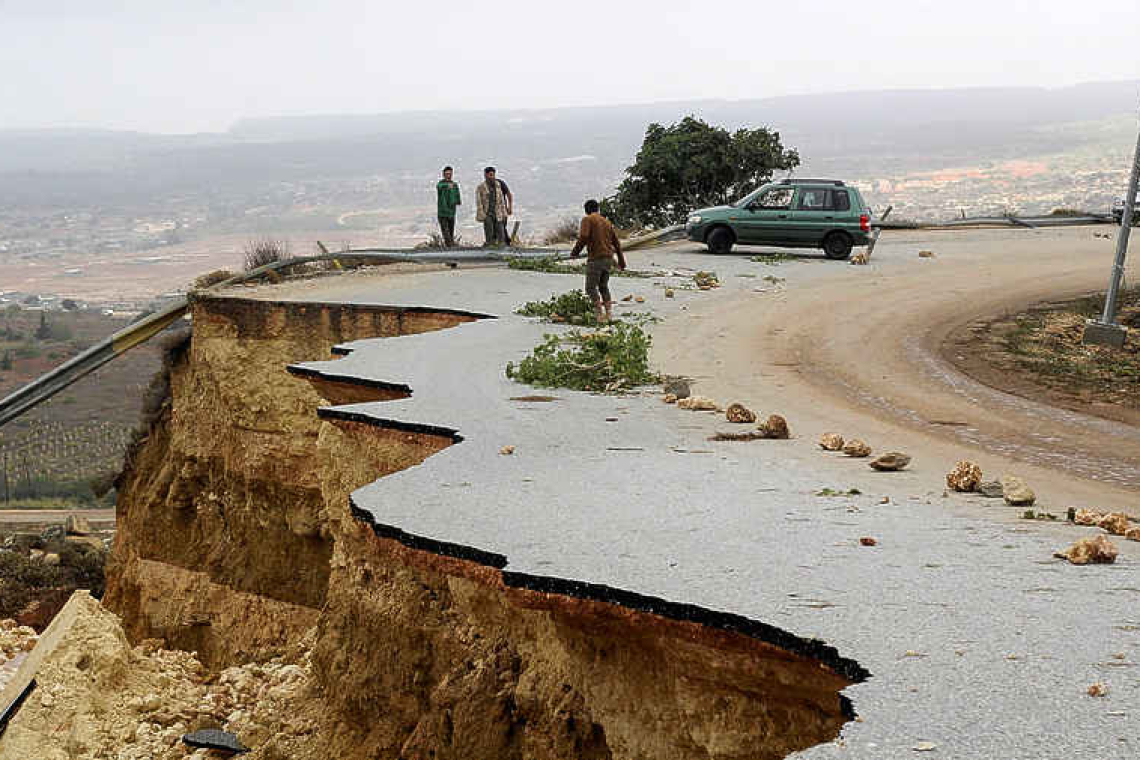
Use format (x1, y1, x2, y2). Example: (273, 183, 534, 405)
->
(686, 179, 872, 259)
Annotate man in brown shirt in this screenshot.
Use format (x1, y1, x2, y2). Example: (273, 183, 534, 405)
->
(569, 199, 627, 323)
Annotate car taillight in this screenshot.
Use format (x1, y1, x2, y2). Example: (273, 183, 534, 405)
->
(860, 214, 870, 232)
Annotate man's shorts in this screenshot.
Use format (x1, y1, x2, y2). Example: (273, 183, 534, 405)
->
(585, 257, 613, 302)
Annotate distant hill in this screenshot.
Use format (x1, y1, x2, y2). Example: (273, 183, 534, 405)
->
(1, 81, 1136, 212)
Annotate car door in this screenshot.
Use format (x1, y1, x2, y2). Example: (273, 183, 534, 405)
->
(736, 187, 795, 244)
(789, 187, 840, 244)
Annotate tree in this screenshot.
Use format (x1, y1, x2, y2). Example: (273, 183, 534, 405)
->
(36, 312, 51, 341)
(602, 116, 800, 228)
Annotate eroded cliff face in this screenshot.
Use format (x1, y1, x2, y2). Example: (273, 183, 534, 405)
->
(102, 294, 863, 760)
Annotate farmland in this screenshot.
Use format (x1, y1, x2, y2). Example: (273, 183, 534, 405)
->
(0, 308, 162, 506)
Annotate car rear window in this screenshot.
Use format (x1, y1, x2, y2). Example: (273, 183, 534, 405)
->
(796, 188, 850, 211)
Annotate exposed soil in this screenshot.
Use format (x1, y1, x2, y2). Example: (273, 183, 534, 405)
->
(944, 292, 1140, 427)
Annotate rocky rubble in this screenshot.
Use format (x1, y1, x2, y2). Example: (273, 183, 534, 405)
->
(1054, 535, 1118, 565)
(725, 403, 757, 424)
(0, 593, 319, 760)
(946, 461, 982, 492)
(818, 433, 845, 451)
(1000, 476, 1036, 506)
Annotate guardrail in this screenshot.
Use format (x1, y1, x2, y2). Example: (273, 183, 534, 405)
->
(877, 214, 1114, 230)
(1, 239, 681, 430)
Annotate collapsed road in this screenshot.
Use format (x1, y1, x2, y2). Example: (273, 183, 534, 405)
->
(2, 225, 1136, 759)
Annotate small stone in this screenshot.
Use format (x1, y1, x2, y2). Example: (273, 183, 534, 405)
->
(850, 251, 868, 265)
(664, 288, 675, 298)
(912, 741, 937, 751)
(843, 439, 871, 457)
(946, 461, 982, 492)
(818, 433, 845, 451)
(859, 537, 877, 546)
(65, 514, 93, 536)
(620, 295, 633, 302)
(662, 393, 678, 404)
(759, 414, 789, 439)
(634, 296, 645, 303)
(1087, 682, 1108, 697)
(725, 403, 756, 424)
(1126, 527, 1140, 542)
(663, 378, 691, 399)
(1072, 508, 1102, 526)
(1000, 476, 1035, 506)
(977, 480, 1004, 498)
(870, 452, 911, 471)
(678, 395, 717, 411)
(499, 445, 515, 456)
(1055, 535, 1118, 565)
(918, 250, 935, 258)
(1097, 512, 1129, 536)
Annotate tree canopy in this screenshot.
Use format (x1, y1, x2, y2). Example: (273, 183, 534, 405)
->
(602, 116, 800, 228)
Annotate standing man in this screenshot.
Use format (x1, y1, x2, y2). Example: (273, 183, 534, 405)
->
(569, 199, 626, 324)
(436, 166, 461, 248)
(476, 166, 512, 246)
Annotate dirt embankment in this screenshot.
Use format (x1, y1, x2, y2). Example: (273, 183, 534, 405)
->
(35, 293, 868, 760)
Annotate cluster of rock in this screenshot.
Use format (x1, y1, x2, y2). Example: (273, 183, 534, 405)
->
(1072, 509, 1139, 541)
(661, 389, 791, 441)
(816, 432, 910, 471)
(939, 461, 1138, 564)
(1, 593, 317, 760)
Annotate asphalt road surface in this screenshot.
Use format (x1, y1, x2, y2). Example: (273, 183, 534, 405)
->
(250, 226, 1139, 758)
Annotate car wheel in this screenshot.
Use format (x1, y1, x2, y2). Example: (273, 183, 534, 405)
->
(706, 226, 734, 255)
(823, 232, 853, 260)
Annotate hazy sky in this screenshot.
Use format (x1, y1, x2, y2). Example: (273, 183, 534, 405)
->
(2, 0, 1137, 134)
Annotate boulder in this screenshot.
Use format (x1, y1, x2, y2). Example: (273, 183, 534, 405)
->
(663, 378, 691, 399)
(977, 480, 1004, 498)
(1054, 535, 1118, 565)
(850, 252, 868, 265)
(1000, 476, 1035, 506)
(662, 393, 678, 404)
(1072, 508, 1102, 526)
(843, 439, 872, 458)
(65, 515, 93, 536)
(818, 433, 845, 451)
(725, 403, 757, 424)
(946, 461, 982, 492)
(1126, 526, 1140, 542)
(1097, 512, 1130, 536)
(678, 395, 717, 411)
(859, 537, 877, 546)
(869, 452, 911, 471)
(918, 250, 935, 258)
(759, 415, 790, 439)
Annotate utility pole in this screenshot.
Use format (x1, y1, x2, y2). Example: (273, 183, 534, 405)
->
(1083, 103, 1140, 348)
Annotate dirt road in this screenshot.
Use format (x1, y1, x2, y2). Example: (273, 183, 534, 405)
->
(654, 226, 1140, 510)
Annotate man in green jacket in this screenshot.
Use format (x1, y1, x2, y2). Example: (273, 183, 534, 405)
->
(436, 166, 461, 247)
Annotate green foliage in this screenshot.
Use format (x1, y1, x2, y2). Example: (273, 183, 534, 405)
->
(602, 116, 800, 228)
(815, 487, 862, 497)
(506, 256, 654, 278)
(750, 252, 791, 265)
(506, 322, 660, 392)
(516, 290, 596, 324)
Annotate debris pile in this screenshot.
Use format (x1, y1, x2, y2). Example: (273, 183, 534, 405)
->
(0, 593, 317, 760)
(946, 461, 982, 492)
(869, 452, 910, 471)
(1000, 476, 1036, 506)
(725, 403, 757, 424)
(1054, 535, 1118, 565)
(818, 433, 845, 451)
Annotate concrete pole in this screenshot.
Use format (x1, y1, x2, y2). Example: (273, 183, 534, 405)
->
(1102, 111, 1140, 324)
(1083, 105, 1140, 347)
